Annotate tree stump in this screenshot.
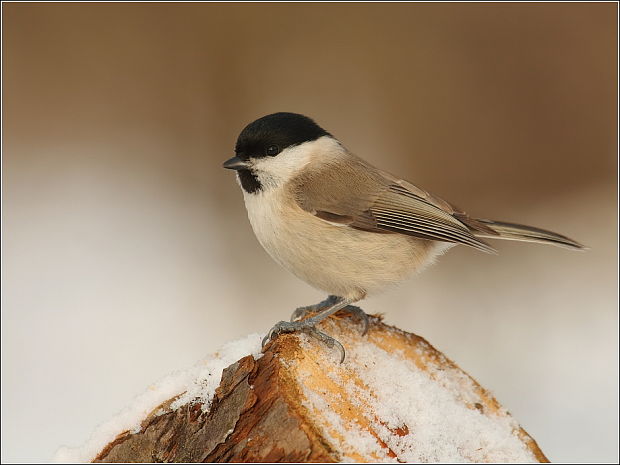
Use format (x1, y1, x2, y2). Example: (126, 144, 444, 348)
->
(71, 314, 548, 462)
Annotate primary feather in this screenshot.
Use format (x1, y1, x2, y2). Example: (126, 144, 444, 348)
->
(471, 219, 585, 250)
(292, 147, 584, 253)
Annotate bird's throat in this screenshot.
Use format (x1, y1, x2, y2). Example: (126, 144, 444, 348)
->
(238, 169, 262, 194)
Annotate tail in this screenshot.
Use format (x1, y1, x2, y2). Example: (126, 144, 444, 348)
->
(468, 218, 586, 251)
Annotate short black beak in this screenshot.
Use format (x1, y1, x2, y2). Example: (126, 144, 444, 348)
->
(222, 156, 249, 171)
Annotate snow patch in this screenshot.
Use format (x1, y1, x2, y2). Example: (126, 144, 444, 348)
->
(295, 325, 538, 463)
(53, 333, 262, 463)
(53, 322, 539, 463)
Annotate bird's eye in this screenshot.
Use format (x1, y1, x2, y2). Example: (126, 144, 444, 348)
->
(266, 145, 280, 156)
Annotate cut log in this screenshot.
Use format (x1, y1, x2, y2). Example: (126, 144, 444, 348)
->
(90, 314, 548, 462)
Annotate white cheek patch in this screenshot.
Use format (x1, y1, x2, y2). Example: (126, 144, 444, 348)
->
(250, 136, 341, 190)
(252, 144, 314, 183)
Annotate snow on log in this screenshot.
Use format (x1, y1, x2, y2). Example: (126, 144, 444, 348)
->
(55, 314, 548, 463)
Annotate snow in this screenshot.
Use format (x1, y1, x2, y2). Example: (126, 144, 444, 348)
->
(54, 320, 539, 463)
(293, 319, 539, 463)
(53, 333, 263, 463)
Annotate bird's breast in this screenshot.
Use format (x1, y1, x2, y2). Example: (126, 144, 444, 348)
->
(242, 188, 291, 257)
(241, 187, 446, 298)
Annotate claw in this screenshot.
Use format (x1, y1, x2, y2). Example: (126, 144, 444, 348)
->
(305, 326, 346, 363)
(290, 305, 314, 322)
(339, 305, 370, 336)
(262, 319, 346, 363)
(261, 331, 271, 348)
(262, 320, 302, 348)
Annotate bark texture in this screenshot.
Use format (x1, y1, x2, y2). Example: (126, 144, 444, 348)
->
(93, 315, 549, 463)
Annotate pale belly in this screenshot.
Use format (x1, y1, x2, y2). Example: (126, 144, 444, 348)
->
(243, 189, 449, 300)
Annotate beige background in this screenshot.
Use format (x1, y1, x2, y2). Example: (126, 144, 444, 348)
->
(2, 3, 617, 462)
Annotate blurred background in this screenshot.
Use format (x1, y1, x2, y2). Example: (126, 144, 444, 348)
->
(2, 3, 617, 462)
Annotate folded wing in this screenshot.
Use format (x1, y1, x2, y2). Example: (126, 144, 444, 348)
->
(291, 154, 497, 254)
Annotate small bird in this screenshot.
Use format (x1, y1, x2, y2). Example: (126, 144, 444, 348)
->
(223, 112, 584, 361)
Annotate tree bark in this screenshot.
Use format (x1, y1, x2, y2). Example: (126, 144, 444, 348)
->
(93, 315, 549, 463)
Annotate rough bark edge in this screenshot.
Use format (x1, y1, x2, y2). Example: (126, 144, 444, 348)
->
(94, 316, 549, 463)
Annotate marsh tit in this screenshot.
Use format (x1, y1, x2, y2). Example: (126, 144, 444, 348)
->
(223, 112, 584, 361)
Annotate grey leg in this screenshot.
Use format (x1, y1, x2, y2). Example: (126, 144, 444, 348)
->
(291, 295, 369, 336)
(263, 296, 355, 362)
(289, 295, 340, 321)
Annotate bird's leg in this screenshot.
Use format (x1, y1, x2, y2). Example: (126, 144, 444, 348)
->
(263, 296, 356, 363)
(290, 295, 369, 336)
(289, 295, 340, 321)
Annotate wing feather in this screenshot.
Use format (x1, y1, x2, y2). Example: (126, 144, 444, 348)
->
(291, 153, 497, 253)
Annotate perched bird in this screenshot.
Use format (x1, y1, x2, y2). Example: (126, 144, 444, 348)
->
(223, 112, 584, 361)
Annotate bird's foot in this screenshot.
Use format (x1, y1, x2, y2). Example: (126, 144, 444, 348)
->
(262, 319, 346, 363)
(290, 295, 369, 336)
(336, 304, 370, 336)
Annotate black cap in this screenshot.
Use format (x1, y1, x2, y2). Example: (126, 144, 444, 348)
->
(235, 112, 331, 160)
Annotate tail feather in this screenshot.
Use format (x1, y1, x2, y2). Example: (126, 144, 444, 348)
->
(471, 219, 586, 250)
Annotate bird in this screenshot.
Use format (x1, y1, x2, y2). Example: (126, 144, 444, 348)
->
(223, 112, 584, 361)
